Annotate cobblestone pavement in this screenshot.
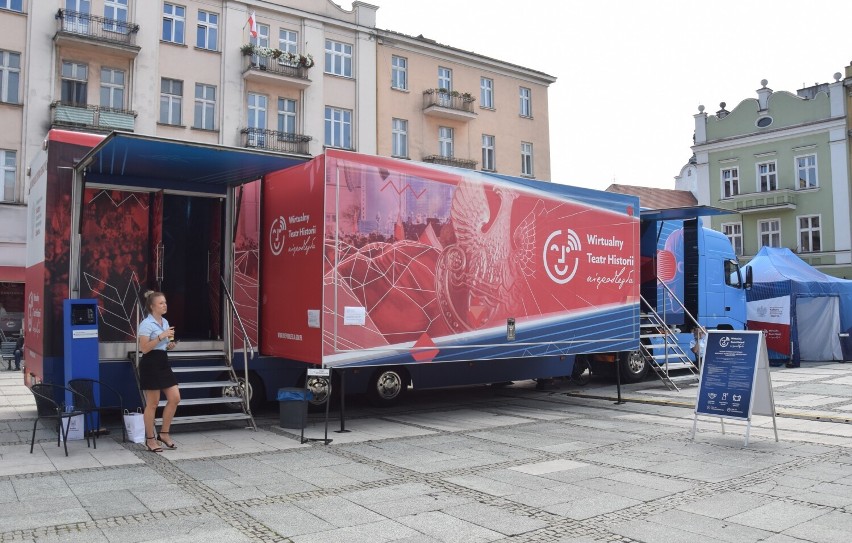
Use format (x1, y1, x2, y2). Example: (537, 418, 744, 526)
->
(2, 362, 852, 542)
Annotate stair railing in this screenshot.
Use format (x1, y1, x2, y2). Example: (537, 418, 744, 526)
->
(657, 280, 706, 367)
(637, 301, 695, 389)
(220, 276, 255, 421)
(639, 295, 680, 373)
(132, 292, 146, 407)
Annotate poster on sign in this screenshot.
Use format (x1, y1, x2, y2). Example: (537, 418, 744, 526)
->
(692, 330, 778, 446)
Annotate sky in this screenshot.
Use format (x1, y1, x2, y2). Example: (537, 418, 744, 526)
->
(368, 0, 852, 192)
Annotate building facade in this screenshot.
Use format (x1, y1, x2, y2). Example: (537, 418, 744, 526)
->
(375, 31, 555, 179)
(0, 0, 555, 323)
(691, 77, 851, 277)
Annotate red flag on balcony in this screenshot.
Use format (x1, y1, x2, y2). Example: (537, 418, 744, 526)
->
(248, 11, 258, 38)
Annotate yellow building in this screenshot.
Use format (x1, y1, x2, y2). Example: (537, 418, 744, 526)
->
(0, 1, 555, 309)
(375, 30, 555, 179)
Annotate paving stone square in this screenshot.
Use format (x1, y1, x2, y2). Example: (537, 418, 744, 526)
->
(3, 363, 852, 541)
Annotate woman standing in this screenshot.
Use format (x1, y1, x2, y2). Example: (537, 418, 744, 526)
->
(137, 291, 180, 452)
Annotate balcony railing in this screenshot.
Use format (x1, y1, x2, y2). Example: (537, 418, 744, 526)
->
(55, 9, 139, 46)
(241, 128, 311, 155)
(422, 155, 477, 170)
(243, 55, 310, 81)
(422, 89, 476, 114)
(719, 188, 798, 213)
(50, 101, 137, 132)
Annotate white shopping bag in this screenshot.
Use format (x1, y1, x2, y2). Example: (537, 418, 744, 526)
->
(59, 413, 85, 442)
(123, 408, 145, 444)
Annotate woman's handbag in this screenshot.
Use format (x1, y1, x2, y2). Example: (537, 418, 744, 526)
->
(123, 408, 145, 443)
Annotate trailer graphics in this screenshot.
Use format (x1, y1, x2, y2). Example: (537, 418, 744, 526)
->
(261, 151, 640, 369)
(26, 130, 744, 411)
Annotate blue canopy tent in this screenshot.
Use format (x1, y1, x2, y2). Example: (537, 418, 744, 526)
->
(745, 247, 852, 364)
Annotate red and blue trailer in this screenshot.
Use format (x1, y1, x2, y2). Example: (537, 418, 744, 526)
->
(26, 129, 644, 413)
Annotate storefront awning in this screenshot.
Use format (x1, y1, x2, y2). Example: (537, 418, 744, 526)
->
(74, 132, 310, 194)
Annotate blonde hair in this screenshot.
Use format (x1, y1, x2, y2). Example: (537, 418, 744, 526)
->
(143, 290, 165, 315)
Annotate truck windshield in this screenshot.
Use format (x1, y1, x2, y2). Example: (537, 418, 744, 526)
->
(725, 259, 742, 288)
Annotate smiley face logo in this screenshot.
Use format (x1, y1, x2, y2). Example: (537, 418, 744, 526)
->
(269, 216, 287, 256)
(543, 229, 581, 285)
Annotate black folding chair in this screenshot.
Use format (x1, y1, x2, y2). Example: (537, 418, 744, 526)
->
(68, 378, 126, 442)
(29, 383, 95, 456)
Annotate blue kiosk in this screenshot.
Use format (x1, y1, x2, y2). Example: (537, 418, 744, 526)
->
(63, 299, 99, 425)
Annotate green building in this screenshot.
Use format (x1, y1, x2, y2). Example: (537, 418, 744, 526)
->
(690, 76, 851, 278)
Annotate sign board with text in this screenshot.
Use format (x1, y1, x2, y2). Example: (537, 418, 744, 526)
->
(692, 330, 778, 446)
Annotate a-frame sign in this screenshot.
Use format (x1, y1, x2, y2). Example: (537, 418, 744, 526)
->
(691, 330, 778, 446)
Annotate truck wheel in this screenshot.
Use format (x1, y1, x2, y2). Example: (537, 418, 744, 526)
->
(619, 350, 648, 383)
(367, 367, 408, 407)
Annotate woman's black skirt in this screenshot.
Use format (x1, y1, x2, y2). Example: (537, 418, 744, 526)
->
(139, 349, 178, 390)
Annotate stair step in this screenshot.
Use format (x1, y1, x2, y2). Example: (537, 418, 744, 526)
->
(648, 353, 691, 359)
(643, 342, 684, 349)
(668, 374, 700, 383)
(171, 365, 231, 373)
(176, 380, 238, 389)
(155, 412, 253, 426)
(168, 350, 227, 360)
(157, 396, 241, 407)
(650, 359, 694, 367)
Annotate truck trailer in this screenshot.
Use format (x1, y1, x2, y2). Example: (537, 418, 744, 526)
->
(24, 130, 744, 421)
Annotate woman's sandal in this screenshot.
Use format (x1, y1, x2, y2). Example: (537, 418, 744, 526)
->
(157, 431, 177, 450)
(145, 436, 162, 453)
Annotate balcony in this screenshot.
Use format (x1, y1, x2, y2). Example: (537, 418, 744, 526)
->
(718, 188, 798, 214)
(241, 46, 313, 89)
(422, 155, 477, 170)
(422, 89, 477, 121)
(240, 128, 312, 155)
(50, 101, 137, 132)
(54, 9, 140, 57)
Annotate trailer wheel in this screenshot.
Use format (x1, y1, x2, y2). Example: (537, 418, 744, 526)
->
(571, 356, 592, 386)
(306, 375, 331, 407)
(295, 372, 341, 412)
(220, 371, 267, 413)
(619, 350, 648, 383)
(367, 367, 409, 407)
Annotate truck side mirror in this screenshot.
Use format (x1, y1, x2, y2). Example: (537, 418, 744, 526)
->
(744, 266, 753, 289)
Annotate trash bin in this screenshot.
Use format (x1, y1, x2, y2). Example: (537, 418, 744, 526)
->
(277, 388, 311, 429)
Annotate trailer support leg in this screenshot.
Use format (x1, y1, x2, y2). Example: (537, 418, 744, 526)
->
(614, 356, 625, 405)
(336, 369, 350, 434)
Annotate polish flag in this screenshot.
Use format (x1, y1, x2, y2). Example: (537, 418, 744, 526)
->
(248, 11, 258, 38)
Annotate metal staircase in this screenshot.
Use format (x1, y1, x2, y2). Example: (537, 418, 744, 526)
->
(638, 301, 700, 391)
(154, 347, 255, 428)
(131, 279, 256, 431)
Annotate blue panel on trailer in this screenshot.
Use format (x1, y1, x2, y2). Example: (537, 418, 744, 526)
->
(481, 171, 638, 214)
(77, 132, 308, 190)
